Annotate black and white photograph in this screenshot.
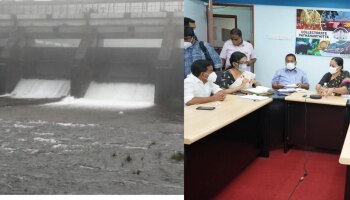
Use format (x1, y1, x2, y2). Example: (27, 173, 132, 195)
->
(0, 0, 183, 198)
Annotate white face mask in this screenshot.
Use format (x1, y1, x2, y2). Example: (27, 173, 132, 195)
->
(329, 66, 338, 74)
(207, 72, 217, 83)
(286, 63, 296, 70)
(239, 64, 248, 71)
(184, 42, 192, 49)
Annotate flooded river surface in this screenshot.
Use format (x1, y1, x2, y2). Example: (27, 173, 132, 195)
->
(0, 104, 183, 194)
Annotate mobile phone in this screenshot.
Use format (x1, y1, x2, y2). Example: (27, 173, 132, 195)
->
(196, 106, 215, 110)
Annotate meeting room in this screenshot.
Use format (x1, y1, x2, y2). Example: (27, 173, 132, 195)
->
(184, 0, 350, 199)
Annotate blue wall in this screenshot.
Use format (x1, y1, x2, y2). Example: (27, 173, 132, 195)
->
(213, 0, 350, 9)
(184, 0, 208, 42)
(253, 5, 350, 88)
(186, 0, 350, 88)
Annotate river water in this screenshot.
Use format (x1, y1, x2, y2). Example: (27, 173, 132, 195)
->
(0, 103, 183, 194)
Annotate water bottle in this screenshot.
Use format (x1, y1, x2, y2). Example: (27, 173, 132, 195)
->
(323, 82, 328, 90)
(323, 82, 328, 94)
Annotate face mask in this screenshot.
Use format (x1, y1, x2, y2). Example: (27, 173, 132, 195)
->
(207, 72, 217, 83)
(329, 66, 338, 74)
(184, 42, 192, 49)
(239, 64, 248, 71)
(286, 63, 296, 70)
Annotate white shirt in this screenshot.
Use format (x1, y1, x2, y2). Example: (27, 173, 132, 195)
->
(220, 40, 256, 70)
(184, 73, 222, 104)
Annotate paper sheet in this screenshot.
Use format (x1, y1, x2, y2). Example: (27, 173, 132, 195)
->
(229, 71, 255, 89)
(240, 95, 269, 101)
(278, 88, 306, 93)
(285, 84, 298, 88)
(245, 86, 271, 94)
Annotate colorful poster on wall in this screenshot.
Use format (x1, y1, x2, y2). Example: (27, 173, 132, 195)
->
(296, 9, 350, 57)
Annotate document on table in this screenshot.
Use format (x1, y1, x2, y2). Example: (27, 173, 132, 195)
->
(285, 84, 298, 88)
(240, 95, 269, 101)
(278, 88, 306, 93)
(245, 86, 271, 94)
(342, 95, 350, 100)
(278, 88, 296, 93)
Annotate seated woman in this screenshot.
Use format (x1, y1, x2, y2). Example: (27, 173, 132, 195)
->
(340, 78, 350, 94)
(219, 51, 259, 92)
(316, 57, 350, 96)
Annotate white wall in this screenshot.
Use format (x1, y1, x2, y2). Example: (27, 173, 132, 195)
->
(213, 6, 252, 43)
(212, 17, 235, 47)
(184, 0, 208, 42)
(184, 0, 252, 44)
(254, 5, 350, 89)
(184, 1, 350, 89)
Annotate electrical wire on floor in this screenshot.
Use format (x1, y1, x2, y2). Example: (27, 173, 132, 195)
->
(288, 95, 309, 200)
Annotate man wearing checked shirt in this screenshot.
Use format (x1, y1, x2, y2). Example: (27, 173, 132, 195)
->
(184, 27, 221, 78)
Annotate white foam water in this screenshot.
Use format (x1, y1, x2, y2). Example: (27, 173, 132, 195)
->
(46, 82, 155, 110)
(11, 79, 70, 99)
(84, 82, 155, 103)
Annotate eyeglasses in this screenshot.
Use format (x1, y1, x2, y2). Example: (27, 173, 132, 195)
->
(235, 61, 248, 65)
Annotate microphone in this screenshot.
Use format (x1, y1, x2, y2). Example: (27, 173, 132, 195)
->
(310, 94, 322, 99)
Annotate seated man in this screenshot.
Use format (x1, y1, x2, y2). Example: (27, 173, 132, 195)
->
(185, 60, 237, 106)
(271, 53, 309, 90)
